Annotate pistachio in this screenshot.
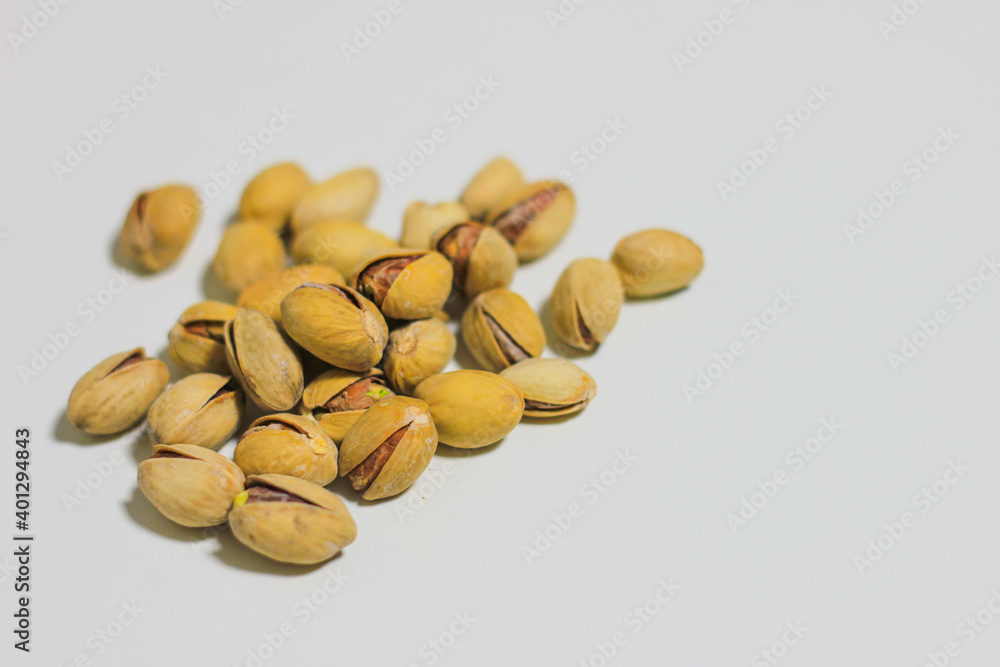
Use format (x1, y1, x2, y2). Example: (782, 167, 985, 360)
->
(382, 318, 456, 395)
(168, 301, 238, 374)
(118, 184, 201, 272)
(352, 250, 453, 320)
(237, 265, 344, 324)
(299, 368, 395, 443)
(137, 444, 245, 527)
(460, 156, 524, 220)
(229, 474, 357, 565)
(147, 373, 245, 449)
(400, 200, 469, 249)
(67, 348, 169, 435)
(234, 414, 338, 486)
(213, 221, 287, 292)
(224, 308, 303, 411)
(238, 162, 312, 232)
(499, 358, 596, 418)
(290, 220, 398, 278)
(431, 221, 516, 297)
(461, 288, 545, 372)
(549, 258, 624, 352)
(290, 167, 379, 233)
(412, 370, 523, 448)
(611, 229, 703, 297)
(281, 283, 388, 371)
(339, 396, 437, 500)
(485, 180, 575, 261)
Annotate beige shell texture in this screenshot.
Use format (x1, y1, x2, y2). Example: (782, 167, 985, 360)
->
(212, 221, 287, 292)
(238, 162, 312, 231)
(430, 221, 517, 298)
(118, 184, 201, 272)
(400, 200, 469, 249)
(233, 414, 338, 485)
(146, 373, 245, 449)
(299, 368, 391, 442)
(460, 157, 524, 220)
(224, 308, 303, 411)
(168, 301, 238, 374)
(382, 318, 456, 395)
(137, 444, 245, 527)
(290, 167, 379, 233)
(238, 265, 344, 324)
(550, 258, 624, 352)
(500, 358, 597, 418)
(353, 250, 454, 320)
(485, 180, 575, 262)
(413, 370, 524, 448)
(461, 288, 546, 373)
(290, 220, 398, 278)
(611, 228, 704, 297)
(67, 348, 169, 435)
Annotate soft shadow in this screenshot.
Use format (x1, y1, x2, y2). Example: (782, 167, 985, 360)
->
(154, 345, 185, 382)
(453, 336, 482, 370)
(129, 428, 155, 464)
(124, 487, 200, 543)
(52, 412, 122, 446)
(213, 528, 327, 576)
(109, 233, 156, 277)
(434, 439, 503, 457)
(625, 285, 690, 303)
(441, 290, 468, 322)
(521, 412, 584, 427)
(538, 298, 590, 360)
(201, 263, 236, 303)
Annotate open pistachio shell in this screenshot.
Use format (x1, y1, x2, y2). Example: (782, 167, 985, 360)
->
(118, 184, 201, 272)
(485, 180, 575, 261)
(550, 258, 624, 352)
(224, 308, 303, 411)
(146, 373, 245, 449)
(168, 301, 238, 374)
(234, 414, 338, 485)
(290, 167, 379, 233)
(137, 444, 245, 527)
(413, 370, 524, 448)
(431, 221, 517, 298)
(290, 220, 398, 278)
(352, 250, 453, 320)
(67, 348, 169, 435)
(299, 368, 395, 442)
(500, 358, 596, 418)
(461, 288, 545, 373)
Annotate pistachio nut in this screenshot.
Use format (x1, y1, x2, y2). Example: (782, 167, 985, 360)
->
(234, 414, 338, 486)
(412, 370, 523, 448)
(485, 180, 575, 261)
(400, 200, 469, 249)
(67, 348, 169, 435)
(290, 167, 379, 233)
(118, 184, 201, 272)
(224, 308, 303, 411)
(499, 358, 596, 418)
(339, 396, 437, 500)
(290, 220, 398, 278)
(299, 368, 395, 442)
(147, 373, 245, 449)
(461, 288, 545, 372)
(460, 156, 524, 220)
(229, 474, 357, 565)
(281, 283, 388, 371)
(352, 250, 453, 320)
(382, 318, 456, 395)
(238, 162, 312, 232)
(238, 265, 344, 324)
(168, 301, 238, 374)
(611, 228, 704, 297)
(550, 258, 624, 352)
(431, 221, 517, 297)
(137, 444, 245, 527)
(212, 221, 287, 292)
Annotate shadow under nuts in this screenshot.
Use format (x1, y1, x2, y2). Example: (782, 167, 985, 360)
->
(486, 180, 574, 262)
(212, 221, 287, 292)
(353, 250, 453, 320)
(462, 288, 546, 373)
(118, 184, 201, 272)
(413, 370, 524, 449)
(431, 221, 517, 297)
(611, 228, 704, 297)
(238, 265, 344, 324)
(460, 156, 524, 220)
(68, 348, 169, 435)
(299, 368, 395, 443)
(224, 308, 303, 412)
(382, 318, 456, 395)
(500, 358, 596, 418)
(147, 373, 245, 449)
(137, 444, 245, 527)
(238, 162, 312, 232)
(550, 258, 624, 352)
(234, 414, 338, 486)
(168, 301, 238, 374)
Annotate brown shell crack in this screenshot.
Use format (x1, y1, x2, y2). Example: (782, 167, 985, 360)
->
(150, 451, 189, 460)
(302, 282, 363, 309)
(245, 484, 311, 505)
(107, 351, 146, 377)
(435, 224, 480, 289)
(184, 320, 227, 343)
(482, 309, 531, 365)
(491, 185, 560, 244)
(203, 380, 238, 409)
(524, 399, 586, 412)
(575, 301, 596, 347)
(357, 255, 421, 305)
(248, 419, 305, 437)
(348, 425, 408, 493)
(317, 377, 394, 416)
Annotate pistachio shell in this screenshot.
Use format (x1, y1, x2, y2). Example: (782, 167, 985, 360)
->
(461, 288, 545, 372)
(137, 444, 245, 527)
(460, 157, 524, 220)
(383, 318, 456, 395)
(611, 229, 704, 297)
(290, 167, 379, 233)
(234, 414, 338, 485)
(67, 348, 169, 435)
(118, 184, 201, 272)
(238, 162, 312, 232)
(213, 221, 287, 292)
(550, 258, 624, 352)
(238, 265, 344, 324)
(299, 368, 395, 442)
(431, 221, 517, 297)
(147, 373, 245, 449)
(485, 180, 575, 261)
(400, 200, 469, 249)
(499, 358, 596, 418)
(352, 250, 453, 320)
(413, 370, 523, 448)
(290, 220, 398, 277)
(224, 309, 303, 411)
(168, 301, 238, 374)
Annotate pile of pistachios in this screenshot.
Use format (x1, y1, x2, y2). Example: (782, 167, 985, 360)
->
(67, 157, 704, 565)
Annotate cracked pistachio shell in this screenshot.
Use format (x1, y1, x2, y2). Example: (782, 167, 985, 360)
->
(400, 200, 469, 249)
(234, 414, 338, 486)
(137, 444, 245, 527)
(290, 220, 398, 278)
(230, 474, 357, 565)
(118, 184, 201, 272)
(68, 348, 169, 435)
(383, 318, 456, 395)
(413, 370, 524, 448)
(147, 373, 245, 449)
(460, 157, 525, 220)
(238, 162, 312, 232)
(238, 265, 344, 324)
(550, 258, 624, 352)
(168, 301, 238, 374)
(281, 284, 388, 371)
(224, 308, 304, 411)
(611, 229, 704, 297)
(290, 167, 379, 233)
(213, 221, 287, 292)
(461, 288, 545, 373)
(500, 358, 596, 418)
(431, 221, 516, 298)
(299, 368, 395, 443)
(486, 180, 575, 262)
(339, 396, 437, 500)
(352, 250, 453, 320)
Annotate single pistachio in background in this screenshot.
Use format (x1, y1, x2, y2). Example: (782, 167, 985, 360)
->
(461, 288, 546, 373)
(430, 221, 517, 298)
(290, 220, 398, 278)
(147, 373, 245, 449)
(168, 301, 238, 374)
(460, 156, 524, 220)
(500, 358, 596, 418)
(382, 318, 456, 395)
(137, 444, 245, 527)
(233, 414, 338, 486)
(237, 162, 312, 232)
(224, 308, 303, 412)
(67, 348, 169, 435)
(549, 258, 624, 352)
(352, 249, 453, 320)
(118, 184, 201, 272)
(412, 370, 524, 449)
(212, 221, 287, 292)
(238, 264, 345, 324)
(611, 228, 704, 297)
(400, 200, 469, 249)
(299, 368, 395, 443)
(290, 167, 379, 234)
(485, 180, 575, 261)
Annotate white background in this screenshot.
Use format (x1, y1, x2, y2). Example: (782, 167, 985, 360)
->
(2, 0, 1000, 665)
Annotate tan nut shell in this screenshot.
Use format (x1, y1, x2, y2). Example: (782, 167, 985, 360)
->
(290, 167, 379, 233)
(118, 184, 201, 272)
(137, 444, 245, 527)
(299, 368, 392, 442)
(486, 180, 575, 262)
(67, 348, 169, 435)
(383, 319, 456, 395)
(147, 373, 245, 449)
(281, 284, 388, 371)
(460, 157, 524, 220)
(238, 265, 345, 324)
(413, 370, 524, 448)
(461, 288, 546, 373)
(339, 396, 437, 500)
(234, 414, 338, 486)
(500, 358, 596, 418)
(611, 228, 704, 297)
(550, 258, 624, 352)
(291, 220, 398, 277)
(229, 474, 357, 565)
(238, 162, 312, 232)
(168, 301, 238, 374)
(400, 200, 469, 249)
(352, 250, 454, 320)
(224, 309, 303, 411)
(213, 221, 287, 292)
(431, 221, 517, 297)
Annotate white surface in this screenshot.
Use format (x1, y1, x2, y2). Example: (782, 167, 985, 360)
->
(2, 1, 1000, 665)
